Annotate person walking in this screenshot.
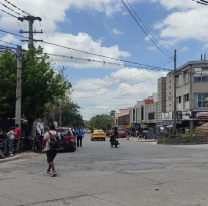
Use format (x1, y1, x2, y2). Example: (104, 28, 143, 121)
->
(14, 124, 21, 155)
(76, 127, 84, 147)
(42, 124, 61, 177)
(7, 127, 15, 156)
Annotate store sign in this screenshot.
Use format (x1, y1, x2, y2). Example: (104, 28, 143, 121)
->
(126, 125, 131, 129)
(182, 112, 191, 120)
(191, 112, 208, 120)
(162, 112, 172, 120)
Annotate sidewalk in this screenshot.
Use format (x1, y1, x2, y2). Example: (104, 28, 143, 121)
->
(0, 152, 40, 163)
(129, 137, 157, 143)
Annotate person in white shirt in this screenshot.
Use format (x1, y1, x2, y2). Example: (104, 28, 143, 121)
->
(7, 127, 16, 156)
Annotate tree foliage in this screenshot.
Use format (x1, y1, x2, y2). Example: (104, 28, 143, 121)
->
(85, 114, 112, 131)
(0, 47, 84, 132)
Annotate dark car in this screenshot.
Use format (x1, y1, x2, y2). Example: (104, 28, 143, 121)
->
(56, 127, 76, 152)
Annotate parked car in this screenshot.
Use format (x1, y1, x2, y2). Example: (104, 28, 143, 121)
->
(56, 127, 76, 152)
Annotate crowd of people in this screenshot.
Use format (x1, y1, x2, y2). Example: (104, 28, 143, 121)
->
(0, 124, 21, 158)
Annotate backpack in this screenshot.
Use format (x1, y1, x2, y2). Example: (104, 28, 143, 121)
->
(48, 132, 60, 150)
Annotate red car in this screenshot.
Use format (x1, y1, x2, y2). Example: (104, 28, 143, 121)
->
(56, 127, 76, 152)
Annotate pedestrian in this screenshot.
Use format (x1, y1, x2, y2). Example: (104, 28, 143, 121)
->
(14, 124, 21, 155)
(42, 124, 61, 177)
(76, 126, 84, 147)
(7, 127, 15, 156)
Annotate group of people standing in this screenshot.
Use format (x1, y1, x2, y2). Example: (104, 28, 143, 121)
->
(0, 124, 21, 158)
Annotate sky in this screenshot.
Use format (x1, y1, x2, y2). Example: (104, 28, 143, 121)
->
(0, 0, 208, 120)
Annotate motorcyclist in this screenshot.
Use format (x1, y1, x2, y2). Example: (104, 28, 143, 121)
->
(110, 127, 118, 142)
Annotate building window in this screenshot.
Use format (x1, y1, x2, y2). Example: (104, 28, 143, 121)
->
(169, 86, 171, 89)
(169, 80, 171, 83)
(169, 104, 171, 107)
(176, 74, 182, 87)
(176, 96, 182, 104)
(183, 70, 189, 84)
(169, 92, 171, 95)
(148, 112, 155, 120)
(194, 68, 208, 82)
(184, 94, 189, 102)
(194, 93, 208, 108)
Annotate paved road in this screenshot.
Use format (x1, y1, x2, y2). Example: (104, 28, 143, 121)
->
(1, 135, 208, 206)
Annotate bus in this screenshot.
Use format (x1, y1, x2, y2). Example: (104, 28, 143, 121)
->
(113, 126, 127, 138)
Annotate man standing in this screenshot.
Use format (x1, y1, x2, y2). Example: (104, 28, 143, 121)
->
(76, 127, 84, 147)
(42, 125, 61, 177)
(14, 124, 21, 155)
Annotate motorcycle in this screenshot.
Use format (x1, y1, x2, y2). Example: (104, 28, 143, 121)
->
(109, 134, 120, 148)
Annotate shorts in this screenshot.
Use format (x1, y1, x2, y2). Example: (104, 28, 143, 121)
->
(46, 150, 57, 163)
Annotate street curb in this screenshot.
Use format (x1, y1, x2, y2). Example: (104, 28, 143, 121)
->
(0, 154, 21, 163)
(129, 138, 157, 143)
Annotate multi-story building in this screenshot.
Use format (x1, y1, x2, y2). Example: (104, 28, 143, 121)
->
(164, 60, 208, 129)
(158, 77, 166, 115)
(115, 108, 132, 126)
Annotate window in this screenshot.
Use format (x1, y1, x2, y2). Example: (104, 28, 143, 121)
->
(169, 80, 171, 83)
(148, 112, 155, 120)
(183, 70, 189, 84)
(184, 94, 189, 102)
(176, 96, 182, 104)
(176, 74, 182, 87)
(169, 86, 171, 89)
(169, 92, 171, 95)
(169, 104, 171, 107)
(194, 68, 208, 82)
(194, 93, 208, 108)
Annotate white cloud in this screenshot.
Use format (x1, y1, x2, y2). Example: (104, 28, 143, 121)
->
(153, 1, 208, 46)
(41, 32, 130, 68)
(0, 34, 19, 44)
(180, 46, 189, 52)
(72, 68, 167, 119)
(112, 28, 123, 35)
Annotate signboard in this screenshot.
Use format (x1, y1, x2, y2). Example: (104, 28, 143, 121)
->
(182, 112, 191, 120)
(191, 112, 208, 120)
(118, 126, 126, 130)
(162, 112, 172, 120)
(126, 125, 131, 129)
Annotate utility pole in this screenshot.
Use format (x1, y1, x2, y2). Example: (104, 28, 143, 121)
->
(173, 49, 177, 134)
(18, 16, 43, 48)
(15, 46, 23, 128)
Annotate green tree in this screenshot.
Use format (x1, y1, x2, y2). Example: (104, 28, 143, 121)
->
(86, 114, 112, 131)
(0, 48, 71, 133)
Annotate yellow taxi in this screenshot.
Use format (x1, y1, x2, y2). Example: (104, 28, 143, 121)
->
(91, 130, 106, 141)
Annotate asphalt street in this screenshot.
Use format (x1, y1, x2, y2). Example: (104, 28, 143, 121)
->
(1, 135, 208, 206)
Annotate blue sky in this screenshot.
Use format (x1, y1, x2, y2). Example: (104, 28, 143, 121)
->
(0, 0, 208, 120)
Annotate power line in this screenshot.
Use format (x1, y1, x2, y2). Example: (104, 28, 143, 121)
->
(73, 59, 173, 92)
(79, 74, 164, 100)
(4, 0, 31, 16)
(124, 0, 173, 56)
(121, 0, 173, 58)
(45, 52, 172, 72)
(0, 39, 18, 47)
(0, 2, 23, 17)
(0, 8, 18, 18)
(192, 0, 208, 5)
(0, 29, 174, 67)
